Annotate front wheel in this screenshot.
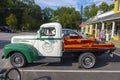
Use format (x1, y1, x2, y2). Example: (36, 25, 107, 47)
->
(10, 52, 27, 68)
(78, 52, 96, 69)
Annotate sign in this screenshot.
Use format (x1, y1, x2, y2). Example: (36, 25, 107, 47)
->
(80, 22, 85, 27)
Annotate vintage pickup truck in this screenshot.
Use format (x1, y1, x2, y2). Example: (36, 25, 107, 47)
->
(2, 22, 115, 69)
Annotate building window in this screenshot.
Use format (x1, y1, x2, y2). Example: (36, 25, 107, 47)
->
(118, 0, 120, 10)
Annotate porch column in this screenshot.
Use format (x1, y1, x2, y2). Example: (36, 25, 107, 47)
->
(111, 21, 115, 38)
(101, 22, 105, 30)
(85, 24, 89, 34)
(89, 24, 93, 35)
(95, 24, 98, 38)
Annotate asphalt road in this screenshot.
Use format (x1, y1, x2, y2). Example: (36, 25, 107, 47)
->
(1, 32, 120, 80)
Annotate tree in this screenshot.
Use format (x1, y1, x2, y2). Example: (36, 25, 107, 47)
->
(21, 0, 35, 5)
(0, 0, 39, 30)
(84, 2, 114, 18)
(52, 7, 81, 29)
(84, 6, 90, 19)
(0, 0, 11, 25)
(21, 10, 36, 31)
(99, 2, 109, 12)
(6, 14, 17, 29)
(89, 4, 98, 17)
(42, 8, 53, 23)
(27, 4, 43, 28)
(109, 4, 114, 10)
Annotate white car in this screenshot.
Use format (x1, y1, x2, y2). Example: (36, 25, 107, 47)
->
(52, 28, 88, 39)
(52, 28, 79, 36)
(62, 29, 79, 36)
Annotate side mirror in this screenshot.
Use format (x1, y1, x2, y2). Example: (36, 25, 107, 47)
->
(37, 30, 40, 38)
(37, 30, 39, 34)
(39, 29, 45, 37)
(37, 30, 43, 38)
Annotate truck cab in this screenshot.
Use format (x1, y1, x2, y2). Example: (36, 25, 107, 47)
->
(3, 22, 63, 67)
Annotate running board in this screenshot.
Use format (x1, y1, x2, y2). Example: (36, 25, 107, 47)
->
(33, 57, 61, 63)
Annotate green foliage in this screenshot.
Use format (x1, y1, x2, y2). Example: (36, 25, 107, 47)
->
(99, 2, 109, 12)
(23, 5, 42, 30)
(1, 1, 114, 31)
(0, 0, 43, 31)
(89, 4, 98, 17)
(52, 7, 81, 29)
(84, 4, 98, 18)
(0, 0, 84, 31)
(0, 0, 10, 25)
(109, 4, 114, 10)
(6, 14, 17, 29)
(84, 2, 114, 19)
(42, 8, 53, 23)
(22, 10, 36, 30)
(84, 6, 90, 19)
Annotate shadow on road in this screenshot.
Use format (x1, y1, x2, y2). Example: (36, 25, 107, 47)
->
(25, 53, 120, 69)
(34, 76, 51, 80)
(25, 57, 78, 68)
(47, 57, 78, 66)
(94, 53, 120, 68)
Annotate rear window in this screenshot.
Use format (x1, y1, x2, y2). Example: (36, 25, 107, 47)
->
(41, 27, 56, 36)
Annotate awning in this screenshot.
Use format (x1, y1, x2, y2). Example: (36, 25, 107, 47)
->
(93, 12, 120, 23)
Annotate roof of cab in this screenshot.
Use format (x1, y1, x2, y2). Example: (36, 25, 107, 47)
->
(40, 22, 62, 28)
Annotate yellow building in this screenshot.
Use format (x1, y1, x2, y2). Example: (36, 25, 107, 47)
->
(113, 0, 120, 40)
(114, 0, 120, 13)
(85, 0, 120, 40)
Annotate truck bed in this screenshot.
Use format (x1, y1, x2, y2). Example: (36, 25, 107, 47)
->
(64, 38, 115, 50)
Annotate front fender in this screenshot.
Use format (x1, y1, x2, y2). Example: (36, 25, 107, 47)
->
(3, 43, 39, 63)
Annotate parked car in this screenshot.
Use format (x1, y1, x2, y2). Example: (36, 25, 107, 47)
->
(62, 29, 79, 36)
(52, 28, 80, 36)
(48, 28, 88, 39)
(0, 26, 16, 33)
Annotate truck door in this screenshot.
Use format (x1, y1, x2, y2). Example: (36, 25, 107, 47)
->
(37, 23, 62, 57)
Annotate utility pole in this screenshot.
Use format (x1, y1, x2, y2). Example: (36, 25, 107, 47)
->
(80, 3, 85, 34)
(81, 5, 83, 21)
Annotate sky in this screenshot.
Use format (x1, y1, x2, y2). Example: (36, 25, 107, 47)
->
(35, 0, 114, 11)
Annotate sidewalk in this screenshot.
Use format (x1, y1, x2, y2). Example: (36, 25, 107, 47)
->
(109, 40, 120, 49)
(109, 40, 120, 55)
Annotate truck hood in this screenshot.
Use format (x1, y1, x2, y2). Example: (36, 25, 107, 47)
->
(11, 35, 37, 43)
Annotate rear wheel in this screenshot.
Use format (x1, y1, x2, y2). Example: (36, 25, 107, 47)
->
(10, 52, 26, 68)
(78, 52, 96, 69)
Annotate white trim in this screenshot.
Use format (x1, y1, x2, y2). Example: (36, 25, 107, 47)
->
(111, 21, 115, 38)
(97, 10, 114, 19)
(19, 69, 120, 73)
(100, 17, 120, 23)
(101, 22, 105, 30)
(113, 52, 120, 57)
(95, 24, 98, 38)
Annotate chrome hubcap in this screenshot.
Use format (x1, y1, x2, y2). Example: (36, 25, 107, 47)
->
(84, 57, 92, 65)
(14, 57, 22, 64)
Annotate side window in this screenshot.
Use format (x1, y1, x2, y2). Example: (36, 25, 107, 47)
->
(41, 27, 56, 36)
